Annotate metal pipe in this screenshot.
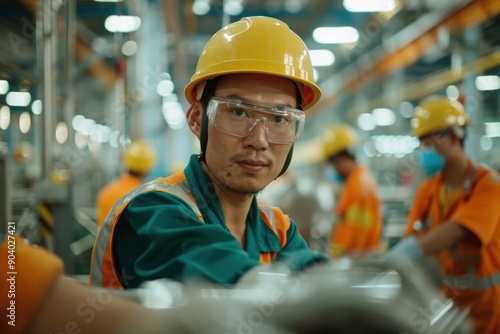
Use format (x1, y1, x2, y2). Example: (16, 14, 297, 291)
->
(41, 0, 56, 180)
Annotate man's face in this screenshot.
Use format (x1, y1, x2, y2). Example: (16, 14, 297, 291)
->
(204, 73, 297, 195)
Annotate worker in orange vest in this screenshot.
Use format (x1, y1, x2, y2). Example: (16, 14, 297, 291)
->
(388, 96, 500, 333)
(322, 124, 382, 258)
(95, 140, 156, 227)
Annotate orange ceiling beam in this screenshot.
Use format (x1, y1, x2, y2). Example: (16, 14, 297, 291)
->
(330, 0, 500, 103)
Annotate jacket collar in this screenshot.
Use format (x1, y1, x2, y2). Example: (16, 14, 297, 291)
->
(184, 154, 281, 254)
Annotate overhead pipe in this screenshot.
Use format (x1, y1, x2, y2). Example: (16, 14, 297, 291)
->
(313, 0, 500, 114)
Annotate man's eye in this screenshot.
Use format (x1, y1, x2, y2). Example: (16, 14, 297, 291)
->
(230, 108, 248, 117)
(272, 116, 290, 124)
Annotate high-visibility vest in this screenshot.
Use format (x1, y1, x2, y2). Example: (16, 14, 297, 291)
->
(89, 172, 291, 288)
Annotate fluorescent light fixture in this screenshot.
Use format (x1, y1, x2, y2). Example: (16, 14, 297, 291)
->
(399, 101, 413, 118)
(0, 80, 9, 95)
(157, 80, 175, 97)
(344, 0, 396, 12)
(95, 0, 122, 2)
(6, 92, 31, 107)
(104, 15, 141, 33)
(309, 49, 335, 67)
(446, 85, 460, 100)
(0, 106, 10, 130)
(475, 75, 500, 91)
(373, 108, 396, 126)
(312, 27, 359, 44)
(224, 0, 244, 16)
(485, 122, 500, 138)
(122, 40, 138, 56)
(192, 0, 211, 16)
(480, 135, 492, 151)
(55, 122, 68, 144)
(284, 0, 304, 13)
(357, 113, 375, 131)
(32, 100, 42, 115)
(19, 112, 31, 134)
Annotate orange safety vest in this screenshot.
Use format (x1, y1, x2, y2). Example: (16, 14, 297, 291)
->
(95, 174, 143, 227)
(89, 171, 291, 288)
(332, 165, 382, 257)
(406, 163, 500, 334)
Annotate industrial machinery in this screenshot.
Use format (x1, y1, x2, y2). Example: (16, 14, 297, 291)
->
(105, 257, 471, 334)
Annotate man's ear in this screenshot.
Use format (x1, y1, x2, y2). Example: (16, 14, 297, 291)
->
(186, 102, 203, 139)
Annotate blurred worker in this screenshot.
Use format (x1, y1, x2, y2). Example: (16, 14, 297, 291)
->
(89, 16, 328, 289)
(388, 96, 500, 333)
(322, 124, 382, 258)
(95, 139, 156, 227)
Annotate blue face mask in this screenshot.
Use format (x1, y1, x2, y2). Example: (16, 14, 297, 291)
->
(326, 166, 344, 184)
(420, 149, 445, 176)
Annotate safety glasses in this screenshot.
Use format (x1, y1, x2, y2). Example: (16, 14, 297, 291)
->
(206, 96, 305, 144)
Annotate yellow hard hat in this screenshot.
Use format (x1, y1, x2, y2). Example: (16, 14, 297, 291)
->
(184, 16, 321, 111)
(124, 140, 156, 175)
(322, 124, 359, 160)
(411, 96, 469, 137)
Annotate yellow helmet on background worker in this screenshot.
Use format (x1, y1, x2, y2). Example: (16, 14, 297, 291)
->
(124, 140, 156, 175)
(322, 124, 359, 160)
(184, 16, 321, 111)
(411, 96, 469, 138)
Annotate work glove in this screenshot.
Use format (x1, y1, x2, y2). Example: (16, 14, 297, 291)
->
(385, 235, 424, 261)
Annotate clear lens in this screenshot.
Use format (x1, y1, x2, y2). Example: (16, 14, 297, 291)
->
(207, 97, 305, 144)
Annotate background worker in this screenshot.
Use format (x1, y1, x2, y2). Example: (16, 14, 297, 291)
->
(322, 124, 382, 258)
(388, 96, 500, 334)
(89, 16, 328, 289)
(95, 139, 156, 227)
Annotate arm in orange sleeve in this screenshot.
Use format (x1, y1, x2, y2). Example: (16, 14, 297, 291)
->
(449, 172, 500, 246)
(0, 236, 202, 333)
(1, 236, 63, 334)
(331, 178, 359, 256)
(405, 181, 431, 236)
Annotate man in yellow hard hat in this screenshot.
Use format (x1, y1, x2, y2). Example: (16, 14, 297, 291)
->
(322, 124, 382, 258)
(95, 140, 156, 227)
(89, 16, 328, 289)
(387, 96, 500, 334)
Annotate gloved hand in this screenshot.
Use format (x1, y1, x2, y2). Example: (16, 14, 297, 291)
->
(386, 235, 424, 261)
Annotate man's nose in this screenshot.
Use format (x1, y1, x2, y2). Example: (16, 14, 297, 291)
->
(243, 118, 270, 149)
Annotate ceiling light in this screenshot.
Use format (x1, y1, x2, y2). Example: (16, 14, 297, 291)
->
(309, 50, 335, 67)
(95, 0, 122, 2)
(0, 80, 9, 95)
(446, 85, 460, 100)
(344, 0, 396, 12)
(357, 113, 375, 131)
(157, 80, 175, 97)
(485, 122, 500, 138)
(224, 0, 244, 16)
(192, 0, 211, 16)
(55, 122, 68, 144)
(19, 112, 31, 134)
(480, 135, 492, 151)
(0, 106, 10, 130)
(399, 101, 413, 118)
(32, 100, 42, 115)
(6, 92, 31, 107)
(284, 0, 304, 13)
(122, 40, 138, 56)
(475, 75, 500, 91)
(312, 27, 359, 44)
(104, 15, 141, 33)
(373, 108, 396, 126)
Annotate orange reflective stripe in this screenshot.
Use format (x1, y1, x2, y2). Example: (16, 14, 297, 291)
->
(90, 172, 203, 288)
(259, 206, 290, 263)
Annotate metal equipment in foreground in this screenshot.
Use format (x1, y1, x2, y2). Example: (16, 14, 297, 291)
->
(101, 257, 472, 334)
